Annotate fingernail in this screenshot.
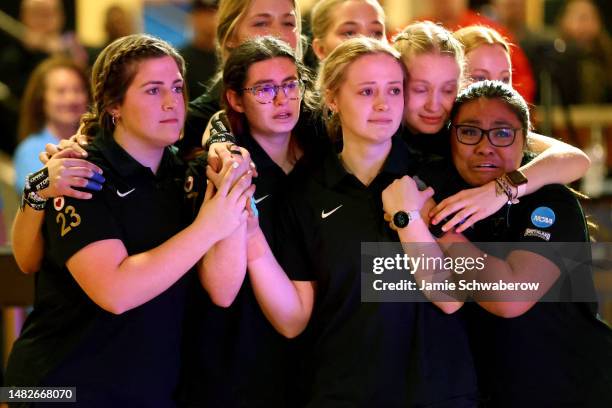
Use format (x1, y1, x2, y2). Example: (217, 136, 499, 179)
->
(232, 162, 239, 169)
(250, 162, 256, 169)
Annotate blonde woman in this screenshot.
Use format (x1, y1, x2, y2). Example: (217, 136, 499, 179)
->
(247, 37, 478, 407)
(310, 0, 386, 60)
(392, 21, 591, 236)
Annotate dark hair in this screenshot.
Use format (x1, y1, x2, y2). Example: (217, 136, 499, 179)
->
(81, 34, 187, 136)
(450, 80, 531, 133)
(18, 57, 89, 141)
(221, 36, 314, 137)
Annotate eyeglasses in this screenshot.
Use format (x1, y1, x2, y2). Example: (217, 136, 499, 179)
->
(452, 124, 522, 147)
(242, 80, 304, 104)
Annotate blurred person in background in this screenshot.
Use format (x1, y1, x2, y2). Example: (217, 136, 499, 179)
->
(419, 0, 535, 103)
(309, 0, 386, 61)
(0, 0, 87, 154)
(180, 0, 219, 95)
(557, 0, 612, 104)
(13, 57, 89, 193)
(87, 4, 137, 66)
(0, 0, 87, 98)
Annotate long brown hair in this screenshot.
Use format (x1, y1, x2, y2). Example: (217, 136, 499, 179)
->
(18, 57, 89, 141)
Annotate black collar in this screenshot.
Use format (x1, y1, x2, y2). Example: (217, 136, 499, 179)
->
(92, 132, 182, 180)
(322, 135, 416, 188)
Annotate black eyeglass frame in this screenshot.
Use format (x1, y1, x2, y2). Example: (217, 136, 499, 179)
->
(451, 124, 523, 147)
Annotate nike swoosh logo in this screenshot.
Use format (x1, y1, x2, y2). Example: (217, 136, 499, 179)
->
(321, 205, 343, 219)
(117, 188, 135, 198)
(253, 194, 270, 205)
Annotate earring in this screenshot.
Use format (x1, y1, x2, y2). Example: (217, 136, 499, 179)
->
(112, 115, 117, 126)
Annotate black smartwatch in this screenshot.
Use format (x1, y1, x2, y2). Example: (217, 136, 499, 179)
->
(392, 210, 420, 229)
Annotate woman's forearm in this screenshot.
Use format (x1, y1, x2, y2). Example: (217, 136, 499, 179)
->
(520, 132, 590, 195)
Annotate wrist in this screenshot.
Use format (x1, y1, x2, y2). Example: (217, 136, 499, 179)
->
(247, 227, 269, 263)
(392, 209, 421, 229)
(21, 169, 50, 211)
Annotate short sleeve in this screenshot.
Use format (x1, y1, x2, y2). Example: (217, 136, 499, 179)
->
(511, 184, 589, 272)
(45, 189, 123, 266)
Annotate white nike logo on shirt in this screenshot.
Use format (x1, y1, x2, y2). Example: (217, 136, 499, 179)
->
(321, 205, 343, 219)
(116, 188, 135, 198)
(254, 194, 270, 204)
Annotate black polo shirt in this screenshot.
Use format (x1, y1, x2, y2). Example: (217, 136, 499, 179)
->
(274, 136, 478, 408)
(401, 126, 451, 161)
(179, 129, 298, 408)
(421, 160, 612, 407)
(5, 133, 199, 407)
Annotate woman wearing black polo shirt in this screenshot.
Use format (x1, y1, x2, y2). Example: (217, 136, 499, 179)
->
(178, 36, 327, 408)
(5, 34, 253, 406)
(403, 80, 612, 407)
(392, 21, 591, 234)
(245, 37, 478, 407)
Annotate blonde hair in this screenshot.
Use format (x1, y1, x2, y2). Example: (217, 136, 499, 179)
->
(453, 25, 510, 56)
(81, 34, 186, 137)
(393, 21, 465, 80)
(310, 0, 385, 40)
(317, 37, 403, 141)
(216, 0, 303, 61)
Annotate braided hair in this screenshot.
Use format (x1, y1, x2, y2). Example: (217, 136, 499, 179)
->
(80, 34, 186, 136)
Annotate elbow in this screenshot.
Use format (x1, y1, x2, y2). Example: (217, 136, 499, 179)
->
(437, 301, 463, 314)
(92, 294, 132, 315)
(481, 301, 534, 318)
(15, 260, 41, 275)
(277, 322, 307, 339)
(204, 284, 240, 308)
(208, 292, 237, 308)
(99, 302, 127, 315)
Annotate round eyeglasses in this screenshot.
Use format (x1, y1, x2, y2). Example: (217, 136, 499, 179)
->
(241, 80, 304, 104)
(452, 124, 522, 147)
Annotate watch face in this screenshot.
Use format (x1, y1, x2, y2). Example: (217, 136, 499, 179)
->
(507, 170, 528, 185)
(393, 211, 410, 228)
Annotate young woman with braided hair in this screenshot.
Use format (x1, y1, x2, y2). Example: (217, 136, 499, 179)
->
(5, 34, 253, 406)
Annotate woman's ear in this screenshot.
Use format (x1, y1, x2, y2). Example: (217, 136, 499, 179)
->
(226, 89, 245, 113)
(324, 89, 337, 114)
(312, 38, 327, 61)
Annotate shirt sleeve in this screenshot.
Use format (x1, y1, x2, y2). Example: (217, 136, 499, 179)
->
(511, 184, 589, 272)
(45, 188, 124, 267)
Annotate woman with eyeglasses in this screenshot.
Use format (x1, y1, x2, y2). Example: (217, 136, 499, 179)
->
(242, 36, 479, 407)
(392, 22, 591, 236)
(393, 80, 612, 407)
(178, 36, 327, 408)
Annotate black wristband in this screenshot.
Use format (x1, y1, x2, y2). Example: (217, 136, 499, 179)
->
(204, 112, 236, 150)
(28, 167, 50, 192)
(21, 168, 50, 211)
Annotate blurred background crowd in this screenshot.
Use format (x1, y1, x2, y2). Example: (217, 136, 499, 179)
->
(0, 0, 611, 371)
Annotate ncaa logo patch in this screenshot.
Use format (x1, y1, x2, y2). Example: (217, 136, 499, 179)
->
(531, 207, 555, 228)
(53, 196, 65, 211)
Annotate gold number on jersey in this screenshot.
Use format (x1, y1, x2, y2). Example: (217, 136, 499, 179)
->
(56, 205, 82, 237)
